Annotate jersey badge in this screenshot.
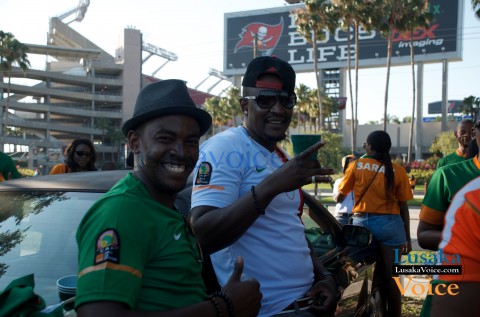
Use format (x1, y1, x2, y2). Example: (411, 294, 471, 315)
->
(195, 162, 212, 185)
(95, 229, 120, 265)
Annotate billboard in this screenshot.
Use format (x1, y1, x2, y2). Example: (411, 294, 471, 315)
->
(428, 100, 464, 114)
(224, 0, 463, 75)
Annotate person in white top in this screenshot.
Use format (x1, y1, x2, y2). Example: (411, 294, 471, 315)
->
(191, 56, 337, 317)
(332, 155, 355, 225)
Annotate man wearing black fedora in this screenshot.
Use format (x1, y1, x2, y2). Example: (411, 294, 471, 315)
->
(75, 79, 262, 316)
(191, 56, 337, 316)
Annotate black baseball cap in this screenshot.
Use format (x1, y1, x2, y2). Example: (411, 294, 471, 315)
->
(242, 56, 296, 93)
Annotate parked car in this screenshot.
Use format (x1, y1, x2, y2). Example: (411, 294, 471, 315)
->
(0, 170, 383, 316)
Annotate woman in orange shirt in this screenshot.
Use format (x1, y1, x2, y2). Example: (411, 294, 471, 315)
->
(50, 139, 98, 174)
(334, 130, 413, 317)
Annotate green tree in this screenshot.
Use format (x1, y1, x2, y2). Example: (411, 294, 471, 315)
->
(316, 130, 347, 171)
(305, 88, 320, 132)
(397, 0, 432, 163)
(473, 0, 480, 19)
(378, 0, 408, 131)
(0, 31, 30, 147)
(462, 95, 480, 118)
(294, 84, 312, 132)
(223, 86, 242, 126)
(429, 130, 457, 157)
(332, 0, 382, 152)
(94, 117, 125, 161)
(203, 96, 222, 135)
(294, 0, 338, 130)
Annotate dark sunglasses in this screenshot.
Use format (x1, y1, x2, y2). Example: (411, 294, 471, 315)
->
(75, 151, 93, 158)
(242, 90, 297, 109)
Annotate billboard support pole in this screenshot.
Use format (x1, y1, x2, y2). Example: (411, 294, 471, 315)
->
(441, 59, 448, 131)
(415, 62, 423, 160)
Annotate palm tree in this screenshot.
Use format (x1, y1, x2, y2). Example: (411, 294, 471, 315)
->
(463, 95, 480, 118)
(473, 0, 480, 18)
(203, 96, 222, 135)
(0, 31, 30, 148)
(294, 84, 312, 132)
(331, 1, 355, 151)
(398, 0, 432, 163)
(331, 0, 382, 152)
(223, 86, 242, 127)
(294, 0, 338, 131)
(378, 0, 407, 131)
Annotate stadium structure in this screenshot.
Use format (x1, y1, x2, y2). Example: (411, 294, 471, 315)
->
(0, 7, 215, 173)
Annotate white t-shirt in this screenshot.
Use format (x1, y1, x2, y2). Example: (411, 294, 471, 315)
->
(191, 126, 314, 317)
(333, 177, 354, 214)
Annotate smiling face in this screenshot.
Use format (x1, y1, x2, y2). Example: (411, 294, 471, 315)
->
(455, 120, 473, 148)
(242, 75, 293, 151)
(129, 115, 200, 203)
(73, 143, 93, 168)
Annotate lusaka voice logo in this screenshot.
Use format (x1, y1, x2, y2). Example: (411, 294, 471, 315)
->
(391, 247, 463, 297)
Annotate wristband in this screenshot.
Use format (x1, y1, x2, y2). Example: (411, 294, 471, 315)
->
(213, 291, 235, 317)
(205, 295, 224, 317)
(250, 186, 265, 215)
(315, 271, 337, 287)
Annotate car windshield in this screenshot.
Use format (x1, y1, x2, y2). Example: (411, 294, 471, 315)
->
(0, 190, 103, 305)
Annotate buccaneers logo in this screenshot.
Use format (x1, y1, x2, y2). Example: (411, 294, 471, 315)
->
(234, 17, 284, 56)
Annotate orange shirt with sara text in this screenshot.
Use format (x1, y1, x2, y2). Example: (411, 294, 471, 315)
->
(338, 157, 413, 214)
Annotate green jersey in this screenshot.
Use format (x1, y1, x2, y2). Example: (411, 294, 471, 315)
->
(0, 151, 22, 181)
(76, 173, 205, 311)
(420, 156, 480, 225)
(437, 150, 468, 168)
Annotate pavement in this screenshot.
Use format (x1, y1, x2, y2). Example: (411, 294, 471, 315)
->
(307, 188, 431, 299)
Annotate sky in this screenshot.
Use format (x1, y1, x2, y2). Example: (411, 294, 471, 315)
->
(1, 0, 479, 124)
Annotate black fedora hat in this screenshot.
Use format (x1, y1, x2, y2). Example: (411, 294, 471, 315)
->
(122, 79, 212, 136)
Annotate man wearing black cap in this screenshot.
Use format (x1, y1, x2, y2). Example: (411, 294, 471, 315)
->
(191, 57, 337, 316)
(75, 79, 262, 316)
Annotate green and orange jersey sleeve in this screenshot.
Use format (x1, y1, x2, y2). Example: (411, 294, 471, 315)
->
(338, 158, 412, 214)
(439, 186, 480, 282)
(420, 157, 480, 226)
(437, 150, 467, 168)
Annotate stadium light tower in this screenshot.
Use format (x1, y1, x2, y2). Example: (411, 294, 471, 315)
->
(195, 68, 232, 93)
(141, 42, 178, 77)
(56, 0, 90, 25)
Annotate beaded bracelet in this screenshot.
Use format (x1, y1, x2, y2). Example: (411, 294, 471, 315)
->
(250, 186, 265, 215)
(206, 295, 224, 317)
(213, 291, 235, 317)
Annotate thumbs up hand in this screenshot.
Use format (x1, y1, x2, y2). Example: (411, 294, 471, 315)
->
(222, 256, 262, 317)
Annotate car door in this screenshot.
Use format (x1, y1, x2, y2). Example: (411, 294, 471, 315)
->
(301, 191, 381, 317)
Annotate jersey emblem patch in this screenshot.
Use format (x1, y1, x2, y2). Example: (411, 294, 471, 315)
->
(195, 162, 212, 185)
(94, 229, 120, 265)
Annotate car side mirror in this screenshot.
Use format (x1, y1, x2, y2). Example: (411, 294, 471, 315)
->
(342, 225, 372, 247)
